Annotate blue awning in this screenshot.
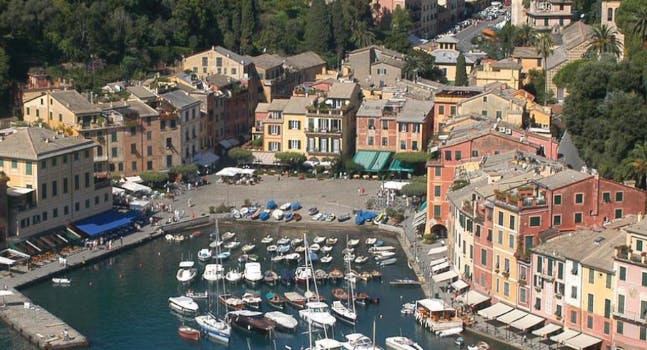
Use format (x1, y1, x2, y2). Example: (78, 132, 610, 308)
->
(74, 210, 140, 238)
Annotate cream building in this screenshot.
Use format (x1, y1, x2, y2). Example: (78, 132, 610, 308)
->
(0, 127, 112, 237)
(182, 46, 254, 81)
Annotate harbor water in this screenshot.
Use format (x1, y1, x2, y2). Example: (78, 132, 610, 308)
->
(1, 222, 514, 350)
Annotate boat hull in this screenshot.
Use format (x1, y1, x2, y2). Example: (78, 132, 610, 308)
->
(178, 326, 200, 341)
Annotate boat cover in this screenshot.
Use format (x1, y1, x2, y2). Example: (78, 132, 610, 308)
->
(267, 200, 277, 209)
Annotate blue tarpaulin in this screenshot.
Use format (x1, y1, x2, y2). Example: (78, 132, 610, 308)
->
(291, 202, 302, 211)
(267, 200, 277, 209)
(260, 212, 270, 221)
(74, 210, 140, 238)
(354, 210, 378, 225)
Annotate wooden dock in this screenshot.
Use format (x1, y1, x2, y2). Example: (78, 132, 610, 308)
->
(0, 291, 88, 349)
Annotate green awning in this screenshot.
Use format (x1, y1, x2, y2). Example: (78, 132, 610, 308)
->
(389, 159, 415, 173)
(353, 151, 393, 173)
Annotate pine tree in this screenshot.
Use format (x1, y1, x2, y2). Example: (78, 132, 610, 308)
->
(455, 54, 468, 86)
(303, 0, 331, 54)
(331, 0, 350, 58)
(240, 0, 257, 55)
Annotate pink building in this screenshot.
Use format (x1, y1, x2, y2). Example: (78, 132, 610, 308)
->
(613, 219, 647, 350)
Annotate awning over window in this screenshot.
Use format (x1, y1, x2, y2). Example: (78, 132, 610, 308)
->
(510, 314, 544, 331)
(477, 302, 513, 320)
(253, 151, 277, 165)
(431, 261, 449, 273)
(550, 329, 580, 343)
(218, 138, 240, 150)
(532, 323, 562, 337)
(353, 151, 392, 172)
(457, 290, 490, 306)
(388, 159, 415, 173)
(124, 176, 143, 183)
(0, 257, 15, 265)
(564, 333, 602, 349)
(74, 210, 140, 238)
(429, 257, 448, 267)
(412, 209, 427, 228)
(497, 309, 528, 325)
(432, 270, 458, 283)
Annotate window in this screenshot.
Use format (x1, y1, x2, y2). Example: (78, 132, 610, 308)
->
(367, 136, 374, 146)
(289, 140, 301, 149)
(434, 186, 441, 197)
(450, 106, 456, 116)
(382, 120, 389, 130)
(131, 161, 137, 171)
(574, 212, 583, 224)
(85, 199, 90, 209)
(455, 151, 461, 161)
(400, 141, 406, 150)
(111, 132, 117, 142)
(498, 211, 504, 226)
(399, 123, 408, 132)
(41, 183, 47, 199)
(555, 304, 562, 317)
(607, 8, 613, 21)
(638, 240, 644, 251)
(85, 150, 89, 158)
(571, 286, 577, 299)
(166, 155, 173, 168)
(643, 301, 647, 320)
(589, 269, 594, 284)
(529, 216, 541, 227)
(471, 150, 479, 157)
(381, 137, 388, 146)
(553, 215, 562, 226)
(435, 166, 441, 176)
(535, 297, 541, 310)
(130, 143, 137, 154)
(111, 147, 118, 157)
(570, 311, 577, 324)
(617, 321, 623, 335)
(231, 68, 236, 75)
(63, 154, 67, 164)
(94, 196, 99, 205)
(368, 119, 375, 129)
(269, 125, 280, 135)
(216, 57, 222, 66)
(147, 131, 152, 141)
(587, 294, 594, 312)
(509, 234, 514, 249)
(481, 249, 487, 266)
(269, 142, 280, 152)
(483, 96, 487, 102)
(25, 161, 32, 175)
(84, 172, 90, 188)
(433, 205, 441, 218)
(642, 272, 647, 287)
(497, 230, 503, 244)
(509, 216, 515, 230)
(438, 105, 445, 115)
(74, 202, 79, 212)
(64, 206, 69, 215)
(575, 193, 583, 204)
(604, 322, 610, 335)
(412, 141, 418, 150)
(504, 282, 509, 297)
(587, 316, 593, 329)
(554, 194, 562, 205)
(616, 192, 624, 201)
(289, 120, 300, 130)
(557, 262, 563, 279)
(615, 208, 623, 219)
(53, 208, 58, 218)
(52, 181, 57, 197)
(519, 288, 527, 303)
(641, 326, 647, 341)
(604, 299, 611, 318)
(444, 151, 452, 160)
(606, 273, 612, 289)
(602, 192, 611, 202)
(147, 161, 153, 170)
(147, 146, 153, 156)
(619, 266, 626, 281)
(41, 160, 46, 169)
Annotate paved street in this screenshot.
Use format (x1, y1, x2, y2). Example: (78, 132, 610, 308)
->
(455, 17, 507, 52)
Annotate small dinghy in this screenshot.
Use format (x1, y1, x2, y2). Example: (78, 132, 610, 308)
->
(241, 244, 256, 253)
(284, 212, 294, 222)
(261, 235, 274, 244)
(332, 288, 349, 300)
(321, 245, 333, 253)
(223, 240, 240, 250)
(185, 290, 208, 299)
(265, 291, 286, 309)
(222, 231, 236, 241)
(169, 296, 199, 315)
(365, 237, 377, 245)
(308, 207, 319, 216)
(293, 213, 302, 221)
(267, 245, 278, 253)
(52, 278, 71, 285)
(225, 268, 242, 283)
(326, 237, 338, 245)
(277, 237, 291, 245)
(279, 202, 292, 211)
(320, 254, 333, 263)
(354, 256, 369, 264)
(242, 292, 262, 310)
(263, 270, 279, 285)
(313, 236, 326, 244)
(291, 202, 302, 211)
(178, 325, 201, 341)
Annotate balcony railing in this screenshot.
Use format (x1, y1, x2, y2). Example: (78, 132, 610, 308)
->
(304, 128, 342, 134)
(613, 308, 647, 325)
(615, 246, 647, 266)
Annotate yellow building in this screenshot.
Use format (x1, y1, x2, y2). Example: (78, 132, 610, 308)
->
(511, 47, 542, 84)
(491, 204, 521, 305)
(528, 103, 551, 130)
(0, 127, 112, 237)
(457, 89, 526, 127)
(282, 97, 310, 154)
(473, 58, 523, 90)
(182, 46, 253, 81)
(23, 90, 102, 134)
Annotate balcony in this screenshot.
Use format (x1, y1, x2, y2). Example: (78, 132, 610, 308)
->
(307, 148, 341, 156)
(94, 155, 109, 162)
(613, 309, 647, 325)
(306, 104, 352, 116)
(304, 128, 342, 135)
(615, 246, 647, 266)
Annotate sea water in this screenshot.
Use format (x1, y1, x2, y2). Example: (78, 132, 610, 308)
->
(1, 222, 512, 349)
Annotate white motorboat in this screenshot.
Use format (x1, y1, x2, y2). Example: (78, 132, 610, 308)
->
(185, 290, 208, 299)
(354, 256, 369, 264)
(320, 255, 333, 264)
(264, 311, 298, 332)
(261, 235, 274, 244)
(173, 234, 185, 242)
(198, 248, 213, 262)
(326, 237, 338, 245)
(467, 341, 490, 350)
(223, 240, 240, 250)
(321, 245, 333, 253)
(385, 337, 424, 350)
(209, 240, 223, 248)
(341, 247, 355, 255)
(267, 245, 278, 253)
(225, 268, 242, 283)
(309, 243, 321, 252)
(169, 296, 199, 315)
(177, 261, 197, 283)
(203, 264, 224, 282)
(342, 333, 383, 350)
(52, 278, 71, 285)
(277, 236, 291, 245)
(309, 338, 344, 350)
(437, 326, 463, 337)
(284, 252, 301, 262)
(271, 255, 285, 263)
(313, 236, 326, 244)
(231, 208, 241, 219)
(378, 258, 398, 267)
(312, 213, 324, 221)
(272, 209, 284, 220)
(343, 254, 355, 262)
(291, 237, 304, 246)
(222, 231, 236, 241)
(295, 246, 306, 253)
(365, 237, 377, 245)
(331, 300, 357, 325)
(195, 313, 231, 344)
(299, 301, 336, 328)
(368, 246, 396, 253)
(241, 243, 256, 253)
(295, 266, 313, 284)
(374, 251, 396, 260)
(279, 202, 292, 211)
(243, 262, 263, 286)
(347, 239, 360, 247)
(165, 234, 174, 241)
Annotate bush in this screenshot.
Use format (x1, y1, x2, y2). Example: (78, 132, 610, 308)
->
(209, 206, 216, 214)
(215, 203, 230, 213)
(366, 198, 376, 210)
(228, 147, 254, 164)
(250, 136, 263, 148)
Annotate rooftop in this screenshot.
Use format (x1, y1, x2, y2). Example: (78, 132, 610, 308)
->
(160, 90, 200, 109)
(255, 102, 269, 114)
(512, 47, 541, 59)
(267, 99, 290, 112)
(356, 99, 388, 117)
(251, 53, 285, 70)
(49, 90, 101, 115)
(126, 86, 156, 101)
(532, 168, 591, 190)
(491, 58, 523, 70)
(326, 82, 359, 100)
(397, 99, 434, 123)
(0, 127, 94, 160)
(211, 46, 252, 66)
(436, 35, 459, 44)
(285, 51, 326, 70)
(283, 96, 312, 115)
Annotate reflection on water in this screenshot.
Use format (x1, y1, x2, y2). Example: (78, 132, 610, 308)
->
(2, 222, 510, 350)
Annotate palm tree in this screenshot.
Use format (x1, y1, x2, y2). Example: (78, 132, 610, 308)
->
(628, 6, 647, 46)
(350, 21, 375, 48)
(515, 24, 535, 47)
(586, 24, 623, 59)
(533, 32, 553, 105)
(622, 141, 647, 189)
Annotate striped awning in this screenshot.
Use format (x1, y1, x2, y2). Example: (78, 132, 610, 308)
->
(550, 329, 580, 343)
(497, 309, 528, 325)
(510, 314, 544, 331)
(432, 270, 458, 283)
(532, 323, 562, 337)
(477, 302, 513, 320)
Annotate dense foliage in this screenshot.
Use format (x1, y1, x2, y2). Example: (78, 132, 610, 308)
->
(228, 147, 254, 163)
(274, 151, 306, 169)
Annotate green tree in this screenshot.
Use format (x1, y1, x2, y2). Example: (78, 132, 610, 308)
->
(455, 54, 468, 86)
(384, 7, 412, 52)
(275, 151, 306, 169)
(350, 20, 375, 48)
(617, 0, 647, 54)
(303, 0, 331, 54)
(331, 0, 350, 58)
(228, 147, 254, 164)
(514, 24, 535, 47)
(139, 171, 169, 185)
(170, 164, 199, 181)
(393, 152, 429, 163)
(586, 24, 623, 59)
(240, 0, 257, 55)
(404, 50, 447, 83)
(553, 59, 587, 90)
(0, 47, 9, 100)
(534, 32, 554, 105)
(621, 141, 647, 189)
